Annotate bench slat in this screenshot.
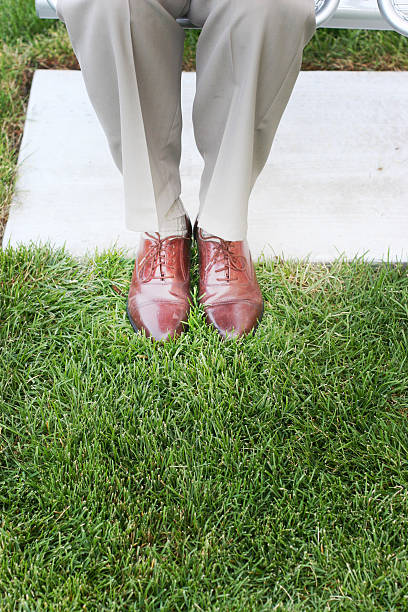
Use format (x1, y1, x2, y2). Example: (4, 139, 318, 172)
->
(35, 0, 408, 37)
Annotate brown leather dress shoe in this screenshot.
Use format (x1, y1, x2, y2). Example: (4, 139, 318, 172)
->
(127, 218, 192, 341)
(195, 224, 264, 338)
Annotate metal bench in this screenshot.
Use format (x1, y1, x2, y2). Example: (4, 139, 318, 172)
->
(36, 0, 408, 36)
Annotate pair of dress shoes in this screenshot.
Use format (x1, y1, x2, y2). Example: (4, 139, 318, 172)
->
(127, 216, 264, 341)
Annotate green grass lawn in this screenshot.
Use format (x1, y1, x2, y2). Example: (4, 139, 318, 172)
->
(1, 1, 408, 608)
(1, 245, 408, 609)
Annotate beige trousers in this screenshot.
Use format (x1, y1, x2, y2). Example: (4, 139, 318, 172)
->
(56, 0, 316, 240)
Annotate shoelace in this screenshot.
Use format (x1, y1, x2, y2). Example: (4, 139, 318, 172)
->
(202, 234, 247, 282)
(139, 233, 177, 282)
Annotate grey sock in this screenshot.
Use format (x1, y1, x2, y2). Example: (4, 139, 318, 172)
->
(155, 198, 189, 238)
(144, 215, 188, 239)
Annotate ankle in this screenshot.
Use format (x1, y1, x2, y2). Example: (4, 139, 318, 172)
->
(144, 216, 189, 240)
(198, 227, 214, 238)
(197, 224, 247, 243)
(147, 228, 188, 239)
(157, 212, 189, 239)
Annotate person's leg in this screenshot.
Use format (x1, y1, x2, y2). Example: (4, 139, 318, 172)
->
(57, 0, 193, 340)
(188, 0, 316, 241)
(56, 0, 190, 235)
(187, 0, 316, 338)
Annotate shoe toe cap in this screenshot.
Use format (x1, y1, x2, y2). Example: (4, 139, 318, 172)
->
(205, 300, 263, 338)
(128, 300, 189, 341)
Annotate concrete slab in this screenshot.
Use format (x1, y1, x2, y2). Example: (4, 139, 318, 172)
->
(3, 69, 408, 261)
